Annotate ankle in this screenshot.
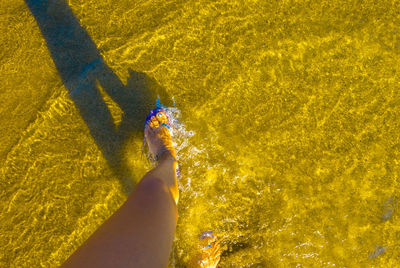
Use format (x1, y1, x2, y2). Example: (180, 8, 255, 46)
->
(156, 149, 176, 164)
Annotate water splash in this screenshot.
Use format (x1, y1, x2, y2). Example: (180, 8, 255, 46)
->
(164, 103, 195, 187)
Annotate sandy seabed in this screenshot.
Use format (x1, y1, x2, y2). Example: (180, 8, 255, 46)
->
(1, 0, 400, 266)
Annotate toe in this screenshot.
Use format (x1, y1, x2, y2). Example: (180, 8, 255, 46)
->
(149, 116, 160, 128)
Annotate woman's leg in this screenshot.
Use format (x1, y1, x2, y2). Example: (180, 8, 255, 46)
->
(62, 124, 178, 267)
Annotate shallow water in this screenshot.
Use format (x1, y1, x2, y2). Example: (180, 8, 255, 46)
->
(1, 0, 400, 266)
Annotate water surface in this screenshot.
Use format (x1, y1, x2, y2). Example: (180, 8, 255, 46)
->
(1, 0, 400, 266)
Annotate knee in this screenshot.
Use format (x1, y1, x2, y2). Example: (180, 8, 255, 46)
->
(133, 175, 175, 208)
(137, 175, 169, 196)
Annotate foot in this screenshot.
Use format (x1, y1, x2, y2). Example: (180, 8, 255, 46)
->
(188, 231, 221, 268)
(144, 110, 176, 162)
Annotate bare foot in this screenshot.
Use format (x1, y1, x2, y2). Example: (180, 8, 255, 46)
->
(144, 109, 176, 161)
(144, 108, 179, 204)
(188, 231, 221, 268)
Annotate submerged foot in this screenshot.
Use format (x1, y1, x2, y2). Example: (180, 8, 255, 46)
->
(144, 109, 176, 162)
(144, 107, 179, 204)
(189, 231, 221, 268)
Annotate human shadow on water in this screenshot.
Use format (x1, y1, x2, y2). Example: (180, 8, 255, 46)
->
(25, 0, 171, 195)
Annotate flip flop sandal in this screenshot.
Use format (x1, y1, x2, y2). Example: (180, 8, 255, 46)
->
(143, 101, 176, 162)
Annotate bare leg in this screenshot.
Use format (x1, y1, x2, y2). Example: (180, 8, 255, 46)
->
(62, 122, 178, 267)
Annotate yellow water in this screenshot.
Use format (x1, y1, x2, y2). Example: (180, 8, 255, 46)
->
(1, 0, 400, 266)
